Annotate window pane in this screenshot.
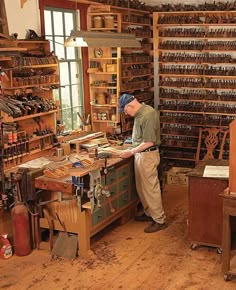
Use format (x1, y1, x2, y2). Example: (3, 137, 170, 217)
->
(72, 107, 82, 128)
(44, 8, 84, 132)
(61, 108, 73, 131)
(53, 11, 63, 35)
(71, 84, 79, 107)
(60, 86, 71, 109)
(70, 61, 79, 84)
(66, 46, 76, 60)
(64, 12, 74, 36)
(44, 11, 52, 35)
(55, 36, 65, 59)
(59, 62, 69, 86)
(53, 89, 60, 101)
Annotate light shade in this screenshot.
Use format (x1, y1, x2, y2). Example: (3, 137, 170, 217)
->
(64, 30, 141, 48)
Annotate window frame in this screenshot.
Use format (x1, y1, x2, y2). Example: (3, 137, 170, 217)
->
(39, 0, 90, 124)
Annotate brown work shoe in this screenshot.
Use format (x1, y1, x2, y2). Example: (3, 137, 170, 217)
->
(134, 213, 153, 222)
(144, 221, 167, 233)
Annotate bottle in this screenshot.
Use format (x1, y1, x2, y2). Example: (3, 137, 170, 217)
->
(0, 233, 13, 259)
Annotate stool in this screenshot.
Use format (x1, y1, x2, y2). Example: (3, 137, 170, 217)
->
(221, 193, 236, 281)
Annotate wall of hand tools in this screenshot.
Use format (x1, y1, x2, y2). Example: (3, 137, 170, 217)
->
(153, 10, 236, 167)
(0, 39, 59, 212)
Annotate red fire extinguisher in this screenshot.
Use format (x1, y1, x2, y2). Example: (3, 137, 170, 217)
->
(11, 181, 31, 256)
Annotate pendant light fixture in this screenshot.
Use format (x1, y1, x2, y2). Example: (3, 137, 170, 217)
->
(64, 30, 141, 48)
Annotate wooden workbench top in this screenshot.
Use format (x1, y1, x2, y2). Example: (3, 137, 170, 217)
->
(34, 150, 128, 192)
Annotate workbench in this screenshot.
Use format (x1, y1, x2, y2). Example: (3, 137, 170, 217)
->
(35, 155, 138, 257)
(188, 159, 229, 252)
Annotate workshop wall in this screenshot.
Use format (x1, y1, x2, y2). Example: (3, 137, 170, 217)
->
(5, 0, 40, 39)
(4, 0, 211, 40)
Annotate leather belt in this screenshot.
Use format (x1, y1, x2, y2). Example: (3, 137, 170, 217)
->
(143, 145, 159, 152)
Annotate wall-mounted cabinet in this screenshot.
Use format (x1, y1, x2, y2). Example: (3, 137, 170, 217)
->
(88, 47, 121, 133)
(87, 5, 153, 134)
(153, 11, 236, 167)
(0, 40, 59, 171)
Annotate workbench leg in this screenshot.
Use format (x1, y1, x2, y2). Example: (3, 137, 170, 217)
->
(222, 213, 231, 273)
(77, 209, 90, 258)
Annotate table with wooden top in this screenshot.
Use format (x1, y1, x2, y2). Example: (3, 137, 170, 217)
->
(35, 154, 138, 257)
(187, 159, 229, 252)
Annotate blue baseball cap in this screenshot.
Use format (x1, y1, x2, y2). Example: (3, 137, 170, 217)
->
(118, 93, 135, 113)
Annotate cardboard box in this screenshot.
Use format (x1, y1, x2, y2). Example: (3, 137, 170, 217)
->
(166, 167, 192, 186)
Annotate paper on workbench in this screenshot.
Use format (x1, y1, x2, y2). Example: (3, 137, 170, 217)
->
(18, 157, 52, 168)
(203, 165, 229, 178)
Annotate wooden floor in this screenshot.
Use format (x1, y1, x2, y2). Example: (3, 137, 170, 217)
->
(1, 185, 236, 290)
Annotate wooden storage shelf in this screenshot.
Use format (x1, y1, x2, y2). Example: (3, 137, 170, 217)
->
(91, 104, 117, 107)
(161, 133, 199, 138)
(87, 6, 153, 134)
(157, 24, 236, 27)
(122, 22, 151, 27)
(122, 61, 151, 65)
(0, 47, 27, 52)
(88, 72, 118, 75)
(161, 121, 229, 129)
(160, 85, 236, 91)
(13, 110, 58, 121)
(0, 39, 59, 171)
(160, 98, 236, 104)
(160, 110, 236, 116)
(5, 83, 59, 89)
(19, 64, 58, 69)
(159, 74, 236, 78)
(154, 10, 236, 166)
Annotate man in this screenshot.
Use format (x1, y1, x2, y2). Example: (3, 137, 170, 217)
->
(119, 93, 167, 233)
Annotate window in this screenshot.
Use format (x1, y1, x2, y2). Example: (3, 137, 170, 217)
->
(44, 7, 84, 131)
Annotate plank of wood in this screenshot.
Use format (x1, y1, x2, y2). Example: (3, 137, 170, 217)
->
(68, 160, 105, 177)
(0, 47, 27, 51)
(0, 33, 10, 39)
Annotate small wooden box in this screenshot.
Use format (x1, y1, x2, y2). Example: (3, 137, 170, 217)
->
(106, 64, 117, 73)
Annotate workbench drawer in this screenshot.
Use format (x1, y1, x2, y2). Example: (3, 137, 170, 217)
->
(117, 164, 129, 180)
(108, 184, 117, 197)
(92, 207, 105, 226)
(118, 177, 129, 193)
(118, 191, 130, 208)
(106, 169, 117, 185)
(106, 199, 118, 216)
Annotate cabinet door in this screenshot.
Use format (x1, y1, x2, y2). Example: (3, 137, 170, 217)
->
(188, 176, 228, 246)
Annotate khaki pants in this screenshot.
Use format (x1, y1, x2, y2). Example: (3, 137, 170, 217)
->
(134, 150, 166, 224)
